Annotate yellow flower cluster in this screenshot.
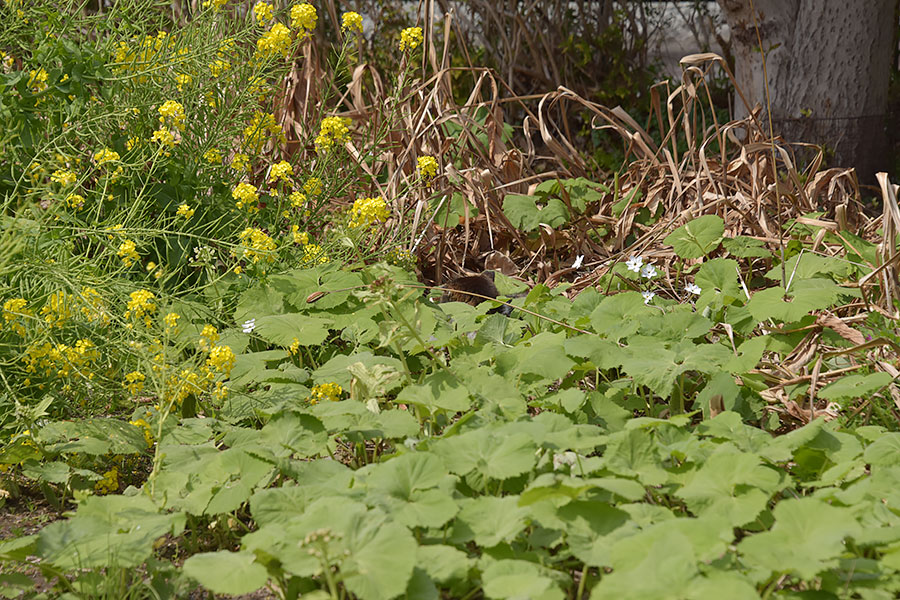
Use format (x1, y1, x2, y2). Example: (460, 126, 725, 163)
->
(66, 193, 85, 210)
(349, 195, 389, 228)
(209, 58, 231, 77)
(93, 148, 120, 165)
(232, 182, 260, 213)
(40, 291, 73, 328)
(198, 324, 219, 351)
(269, 160, 293, 184)
(202, 0, 228, 9)
(176, 73, 192, 91)
(125, 290, 157, 325)
(289, 191, 306, 207)
(28, 68, 48, 93)
(309, 382, 342, 404)
(206, 344, 236, 377)
(399, 27, 424, 51)
(341, 11, 363, 33)
(51, 169, 76, 185)
(2, 298, 30, 336)
(291, 225, 309, 245)
(125, 371, 146, 395)
(417, 155, 439, 180)
(130, 418, 154, 448)
(237, 228, 277, 263)
(254, 1, 273, 25)
(176, 204, 194, 219)
(151, 127, 177, 149)
(231, 153, 250, 172)
(291, 3, 317, 33)
(25, 339, 99, 379)
(256, 22, 292, 59)
(302, 243, 328, 265)
(79, 287, 109, 324)
(118, 239, 140, 266)
(204, 148, 223, 165)
(304, 177, 322, 196)
(243, 111, 283, 151)
(164, 311, 180, 330)
(157, 100, 185, 131)
(94, 467, 119, 495)
(315, 116, 351, 153)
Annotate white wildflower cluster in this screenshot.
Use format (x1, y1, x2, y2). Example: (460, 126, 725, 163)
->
(625, 255, 702, 304)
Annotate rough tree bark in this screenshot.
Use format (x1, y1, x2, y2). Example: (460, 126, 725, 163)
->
(717, 0, 895, 184)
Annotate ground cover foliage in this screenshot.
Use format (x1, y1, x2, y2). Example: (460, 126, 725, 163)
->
(3, 1, 900, 599)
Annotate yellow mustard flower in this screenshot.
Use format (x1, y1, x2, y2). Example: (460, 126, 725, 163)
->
(304, 177, 322, 196)
(157, 100, 185, 131)
(65, 193, 85, 210)
(2, 298, 30, 336)
(256, 22, 292, 59)
(206, 344, 236, 377)
(349, 195, 389, 228)
(231, 153, 250, 172)
(269, 160, 293, 184)
(175, 73, 192, 91)
(291, 225, 308, 245)
(125, 290, 157, 321)
(176, 204, 194, 219)
(341, 12, 363, 33)
(309, 382, 342, 404)
(314, 116, 350, 153)
(236, 228, 277, 263)
(253, 1, 273, 25)
(93, 148, 120, 165)
(51, 169, 77, 186)
(417, 155, 439, 180)
(291, 3, 317, 33)
(125, 371, 146, 395)
(302, 243, 328, 265)
(399, 27, 423, 51)
(117, 239, 140, 267)
(199, 324, 219, 351)
(203, 148, 223, 165)
(289, 191, 306, 207)
(232, 182, 260, 212)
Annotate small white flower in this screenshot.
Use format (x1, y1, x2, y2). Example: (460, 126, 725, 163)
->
(685, 282, 702, 295)
(572, 255, 584, 270)
(242, 318, 256, 333)
(625, 255, 643, 273)
(642, 290, 655, 304)
(640, 264, 657, 279)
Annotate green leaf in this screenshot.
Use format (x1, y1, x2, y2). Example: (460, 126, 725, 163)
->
(482, 560, 565, 600)
(366, 452, 459, 528)
(723, 236, 772, 258)
(694, 258, 743, 308)
(37, 495, 185, 568)
(343, 519, 417, 600)
(663, 215, 724, 259)
(432, 428, 537, 480)
(589, 292, 655, 341)
(397, 371, 472, 413)
(818, 373, 893, 401)
(253, 313, 331, 346)
(415, 544, 471, 584)
(182, 551, 268, 595)
(747, 283, 834, 322)
(738, 497, 860, 579)
(502, 194, 569, 231)
(453, 496, 528, 547)
(675, 447, 782, 527)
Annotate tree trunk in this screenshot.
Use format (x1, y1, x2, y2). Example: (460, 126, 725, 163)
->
(717, 0, 896, 184)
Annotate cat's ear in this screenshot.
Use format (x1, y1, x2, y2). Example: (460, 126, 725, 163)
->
(479, 270, 496, 282)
